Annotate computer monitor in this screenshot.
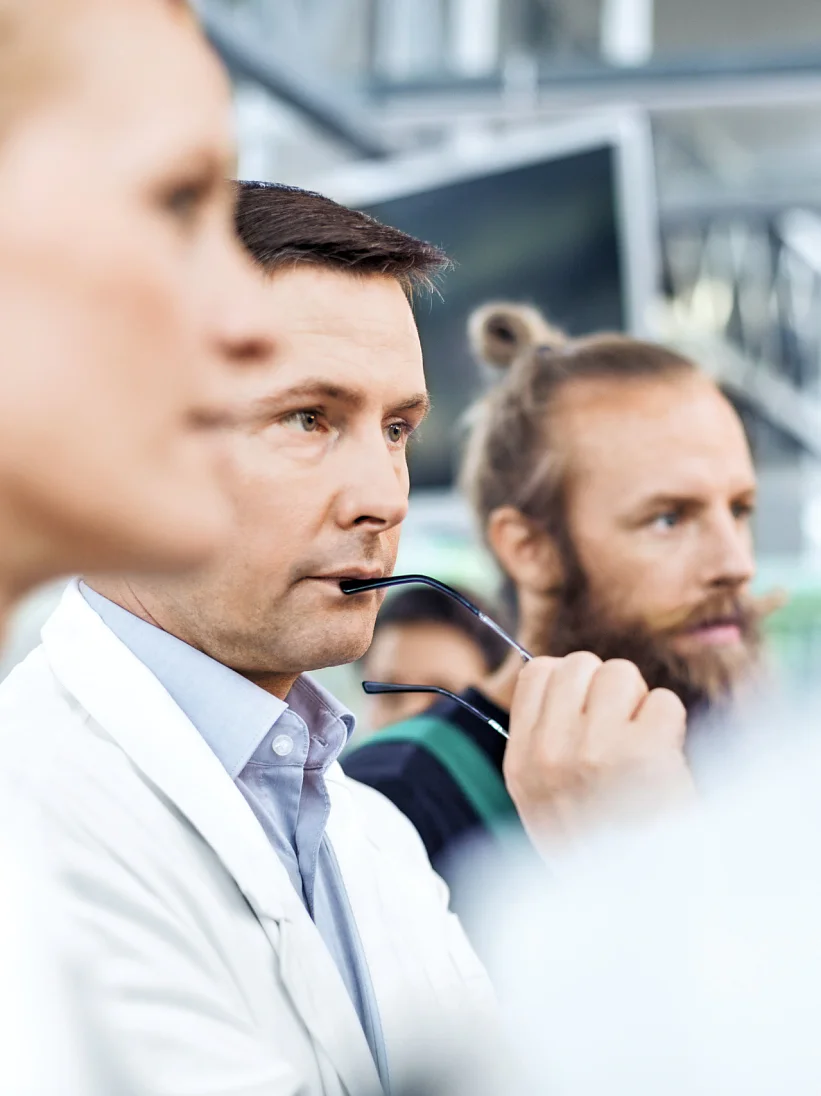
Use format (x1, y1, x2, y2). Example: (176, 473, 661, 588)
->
(318, 112, 659, 488)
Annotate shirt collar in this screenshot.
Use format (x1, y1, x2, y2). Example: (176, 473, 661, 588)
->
(288, 673, 356, 762)
(79, 583, 358, 778)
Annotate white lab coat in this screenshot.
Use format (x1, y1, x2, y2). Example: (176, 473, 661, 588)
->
(0, 831, 120, 1096)
(0, 582, 497, 1096)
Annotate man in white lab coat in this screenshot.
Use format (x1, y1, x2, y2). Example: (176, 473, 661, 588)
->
(0, 182, 688, 1096)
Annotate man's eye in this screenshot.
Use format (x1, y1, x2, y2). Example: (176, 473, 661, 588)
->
(386, 422, 411, 445)
(732, 502, 754, 520)
(284, 410, 321, 433)
(651, 511, 680, 530)
(162, 180, 209, 226)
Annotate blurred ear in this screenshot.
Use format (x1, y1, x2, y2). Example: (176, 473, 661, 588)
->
(486, 506, 563, 596)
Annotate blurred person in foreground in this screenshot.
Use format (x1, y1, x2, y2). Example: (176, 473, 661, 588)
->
(361, 583, 508, 730)
(0, 0, 272, 611)
(0, 0, 274, 1089)
(345, 302, 769, 885)
(0, 182, 690, 1095)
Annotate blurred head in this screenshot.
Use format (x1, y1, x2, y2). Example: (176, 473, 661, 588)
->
(462, 303, 763, 717)
(102, 184, 447, 695)
(361, 585, 509, 729)
(0, 0, 272, 598)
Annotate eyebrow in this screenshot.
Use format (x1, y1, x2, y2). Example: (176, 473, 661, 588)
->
(633, 486, 757, 512)
(246, 381, 431, 420)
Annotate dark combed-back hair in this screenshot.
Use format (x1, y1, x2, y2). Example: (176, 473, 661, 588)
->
(461, 301, 700, 553)
(235, 181, 449, 296)
(366, 584, 509, 673)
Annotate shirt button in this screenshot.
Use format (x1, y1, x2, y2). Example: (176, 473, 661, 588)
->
(272, 733, 294, 758)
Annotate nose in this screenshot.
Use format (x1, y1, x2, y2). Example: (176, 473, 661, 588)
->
(334, 430, 409, 534)
(704, 508, 755, 590)
(206, 236, 274, 373)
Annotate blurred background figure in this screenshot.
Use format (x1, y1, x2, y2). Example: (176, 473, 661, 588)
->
(361, 583, 508, 730)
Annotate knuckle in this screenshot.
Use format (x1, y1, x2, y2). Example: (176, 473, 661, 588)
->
(519, 656, 555, 684)
(562, 650, 602, 674)
(653, 687, 687, 721)
(602, 658, 647, 687)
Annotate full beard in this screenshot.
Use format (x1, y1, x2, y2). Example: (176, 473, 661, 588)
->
(541, 544, 766, 725)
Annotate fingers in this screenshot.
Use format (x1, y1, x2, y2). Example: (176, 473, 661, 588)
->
(510, 652, 601, 761)
(508, 656, 562, 748)
(505, 651, 691, 854)
(540, 651, 602, 731)
(585, 658, 648, 721)
(634, 687, 687, 748)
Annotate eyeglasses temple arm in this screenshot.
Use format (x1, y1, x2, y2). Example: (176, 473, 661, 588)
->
(341, 574, 532, 662)
(362, 681, 509, 740)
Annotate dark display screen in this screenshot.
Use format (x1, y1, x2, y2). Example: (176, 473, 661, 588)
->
(362, 146, 624, 488)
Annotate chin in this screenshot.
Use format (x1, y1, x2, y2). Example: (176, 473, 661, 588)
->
(300, 629, 375, 673)
(30, 481, 229, 584)
(111, 502, 229, 574)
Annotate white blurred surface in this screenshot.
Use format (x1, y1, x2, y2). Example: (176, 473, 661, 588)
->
(467, 700, 821, 1095)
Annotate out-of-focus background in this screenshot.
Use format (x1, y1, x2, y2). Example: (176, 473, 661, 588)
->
(13, 0, 821, 713)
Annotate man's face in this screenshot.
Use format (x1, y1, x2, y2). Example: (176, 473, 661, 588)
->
(0, 0, 270, 589)
(541, 374, 759, 714)
(142, 266, 428, 677)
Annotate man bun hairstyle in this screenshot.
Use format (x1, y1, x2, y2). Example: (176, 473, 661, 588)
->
(235, 181, 449, 298)
(468, 301, 567, 370)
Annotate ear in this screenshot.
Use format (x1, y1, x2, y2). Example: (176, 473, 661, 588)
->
(486, 506, 563, 595)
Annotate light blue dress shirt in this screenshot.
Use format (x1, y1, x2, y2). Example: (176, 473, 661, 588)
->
(81, 583, 390, 1092)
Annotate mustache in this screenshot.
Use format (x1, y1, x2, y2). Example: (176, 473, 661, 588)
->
(653, 588, 787, 636)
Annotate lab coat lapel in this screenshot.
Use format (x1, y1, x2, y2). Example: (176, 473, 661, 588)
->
(41, 582, 382, 1096)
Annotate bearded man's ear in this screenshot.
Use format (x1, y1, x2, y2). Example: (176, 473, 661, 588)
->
(486, 506, 563, 596)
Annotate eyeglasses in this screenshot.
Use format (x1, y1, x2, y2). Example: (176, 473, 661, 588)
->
(340, 574, 534, 741)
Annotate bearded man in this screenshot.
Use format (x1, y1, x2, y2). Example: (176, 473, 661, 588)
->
(344, 301, 770, 890)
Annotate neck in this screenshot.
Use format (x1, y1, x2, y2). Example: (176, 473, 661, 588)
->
(0, 582, 16, 650)
(84, 576, 300, 702)
(0, 507, 81, 633)
(516, 596, 557, 659)
(241, 670, 301, 702)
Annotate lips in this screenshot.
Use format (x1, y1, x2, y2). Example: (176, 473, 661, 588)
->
(680, 617, 743, 647)
(308, 569, 384, 586)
